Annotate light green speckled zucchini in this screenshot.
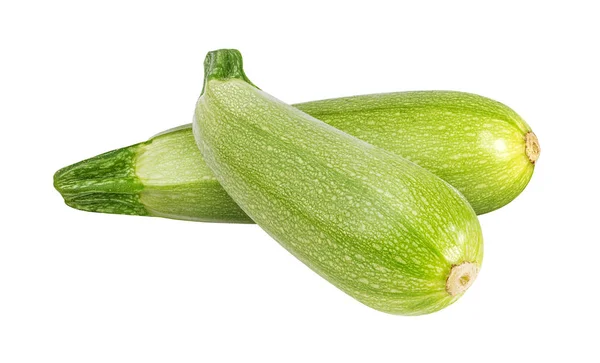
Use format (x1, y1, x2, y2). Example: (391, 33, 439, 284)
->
(54, 66, 539, 221)
(192, 49, 483, 315)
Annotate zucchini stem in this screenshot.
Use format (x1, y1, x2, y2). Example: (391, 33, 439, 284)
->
(446, 262, 479, 296)
(202, 49, 257, 95)
(525, 132, 541, 164)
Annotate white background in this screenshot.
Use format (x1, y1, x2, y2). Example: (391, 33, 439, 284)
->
(1, 1, 598, 362)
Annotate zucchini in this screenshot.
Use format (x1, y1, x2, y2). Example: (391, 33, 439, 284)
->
(54, 90, 539, 221)
(54, 128, 252, 223)
(192, 49, 483, 315)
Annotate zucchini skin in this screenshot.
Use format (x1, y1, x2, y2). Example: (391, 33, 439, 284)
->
(193, 49, 483, 315)
(54, 89, 537, 220)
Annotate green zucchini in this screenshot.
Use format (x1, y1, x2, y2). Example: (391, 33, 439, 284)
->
(54, 88, 539, 221)
(54, 128, 252, 223)
(192, 49, 483, 315)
